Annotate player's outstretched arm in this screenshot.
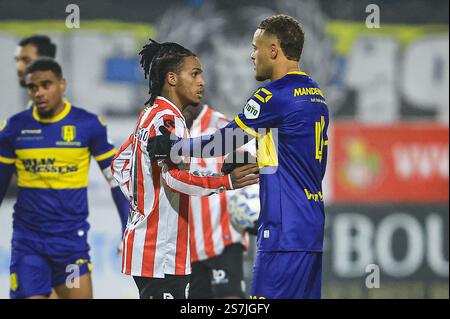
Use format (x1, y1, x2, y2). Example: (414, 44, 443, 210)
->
(147, 120, 253, 161)
(159, 161, 259, 197)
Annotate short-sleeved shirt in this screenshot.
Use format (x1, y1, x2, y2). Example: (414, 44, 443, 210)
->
(231, 71, 329, 252)
(0, 102, 116, 236)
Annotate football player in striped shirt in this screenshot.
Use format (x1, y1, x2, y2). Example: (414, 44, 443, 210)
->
(0, 58, 130, 299)
(111, 40, 259, 299)
(147, 14, 330, 299)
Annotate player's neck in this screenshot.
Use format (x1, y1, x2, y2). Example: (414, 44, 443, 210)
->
(161, 90, 185, 114)
(37, 100, 66, 119)
(53, 100, 67, 117)
(271, 61, 300, 81)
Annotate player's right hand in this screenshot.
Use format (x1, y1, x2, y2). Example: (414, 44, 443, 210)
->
(230, 163, 259, 189)
(146, 126, 174, 161)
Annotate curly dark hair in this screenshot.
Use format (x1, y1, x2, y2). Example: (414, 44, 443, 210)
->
(139, 38, 196, 105)
(258, 14, 304, 62)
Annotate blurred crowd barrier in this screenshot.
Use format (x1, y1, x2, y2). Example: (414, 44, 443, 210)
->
(0, 0, 448, 298)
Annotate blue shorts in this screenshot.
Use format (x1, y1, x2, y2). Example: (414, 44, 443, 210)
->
(9, 230, 92, 299)
(250, 251, 322, 299)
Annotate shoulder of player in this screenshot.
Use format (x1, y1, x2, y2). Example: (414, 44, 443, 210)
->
(69, 104, 95, 118)
(69, 105, 108, 127)
(1, 108, 34, 132)
(251, 80, 289, 104)
(267, 75, 326, 105)
(151, 107, 183, 123)
(147, 107, 186, 136)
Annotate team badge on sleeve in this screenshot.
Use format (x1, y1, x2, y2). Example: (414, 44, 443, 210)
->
(254, 88, 273, 103)
(244, 99, 260, 119)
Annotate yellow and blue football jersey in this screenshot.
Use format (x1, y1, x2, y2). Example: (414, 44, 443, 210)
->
(0, 101, 116, 234)
(180, 71, 329, 252)
(233, 71, 329, 252)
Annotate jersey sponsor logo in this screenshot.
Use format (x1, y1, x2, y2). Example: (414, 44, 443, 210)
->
(244, 99, 261, 119)
(15, 148, 90, 188)
(20, 129, 42, 134)
(57, 125, 81, 146)
(304, 188, 324, 202)
(0, 120, 7, 132)
(254, 88, 273, 103)
(311, 98, 327, 104)
(294, 87, 325, 98)
(18, 129, 43, 141)
(21, 158, 78, 174)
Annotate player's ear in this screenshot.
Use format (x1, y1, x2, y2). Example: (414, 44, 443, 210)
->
(59, 78, 66, 92)
(167, 72, 177, 87)
(270, 43, 278, 60)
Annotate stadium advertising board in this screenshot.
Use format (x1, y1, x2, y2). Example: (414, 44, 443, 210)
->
(323, 204, 449, 298)
(331, 123, 449, 203)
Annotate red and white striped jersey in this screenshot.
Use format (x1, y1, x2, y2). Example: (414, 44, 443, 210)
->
(111, 97, 233, 278)
(189, 105, 247, 262)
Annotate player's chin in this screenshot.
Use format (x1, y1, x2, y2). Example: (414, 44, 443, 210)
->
(254, 73, 268, 82)
(189, 96, 202, 107)
(36, 106, 54, 118)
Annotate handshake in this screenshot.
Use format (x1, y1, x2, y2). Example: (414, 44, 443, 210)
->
(146, 126, 259, 188)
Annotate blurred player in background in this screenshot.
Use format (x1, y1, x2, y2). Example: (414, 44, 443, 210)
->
(183, 104, 253, 299)
(15, 35, 56, 88)
(0, 58, 130, 299)
(111, 39, 259, 299)
(10, 35, 58, 298)
(147, 14, 329, 299)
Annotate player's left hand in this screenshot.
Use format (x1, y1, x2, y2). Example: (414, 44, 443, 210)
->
(146, 126, 174, 161)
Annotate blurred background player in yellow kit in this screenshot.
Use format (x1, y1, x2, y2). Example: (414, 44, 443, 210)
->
(0, 58, 129, 299)
(15, 35, 56, 89)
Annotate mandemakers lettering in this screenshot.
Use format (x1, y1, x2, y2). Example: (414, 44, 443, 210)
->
(22, 158, 78, 174)
(244, 99, 260, 119)
(294, 87, 325, 98)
